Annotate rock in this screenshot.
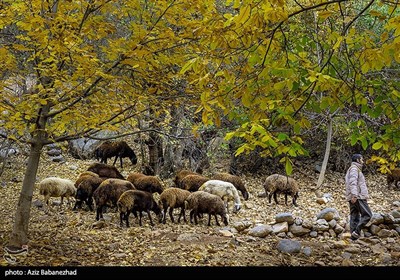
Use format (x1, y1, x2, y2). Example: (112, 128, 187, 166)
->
(276, 239, 301, 254)
(271, 222, 288, 234)
(316, 207, 340, 221)
(275, 212, 294, 224)
(248, 224, 273, 238)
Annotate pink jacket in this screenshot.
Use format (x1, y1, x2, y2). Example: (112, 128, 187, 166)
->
(345, 162, 369, 201)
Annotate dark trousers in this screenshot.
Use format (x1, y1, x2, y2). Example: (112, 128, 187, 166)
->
(349, 199, 372, 234)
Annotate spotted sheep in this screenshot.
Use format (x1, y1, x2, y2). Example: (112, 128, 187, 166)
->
(263, 174, 299, 207)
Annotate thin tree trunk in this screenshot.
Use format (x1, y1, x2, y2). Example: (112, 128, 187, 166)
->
(8, 141, 43, 248)
(315, 116, 333, 197)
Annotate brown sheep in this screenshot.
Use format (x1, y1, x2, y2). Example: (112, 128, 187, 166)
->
(117, 190, 162, 227)
(185, 191, 229, 226)
(387, 168, 400, 188)
(180, 174, 209, 192)
(87, 162, 125, 179)
(174, 170, 199, 189)
(263, 174, 299, 207)
(92, 178, 135, 220)
(73, 175, 106, 211)
(212, 172, 249, 200)
(158, 188, 191, 224)
(94, 140, 137, 168)
(126, 172, 164, 194)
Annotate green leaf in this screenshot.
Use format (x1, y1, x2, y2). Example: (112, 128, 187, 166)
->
(372, 142, 382, 150)
(285, 158, 293, 175)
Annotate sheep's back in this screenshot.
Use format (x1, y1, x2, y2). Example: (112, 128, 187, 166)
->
(39, 177, 75, 197)
(181, 174, 209, 192)
(160, 187, 191, 207)
(93, 179, 135, 206)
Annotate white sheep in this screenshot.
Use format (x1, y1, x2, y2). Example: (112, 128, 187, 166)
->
(198, 180, 241, 213)
(38, 177, 77, 207)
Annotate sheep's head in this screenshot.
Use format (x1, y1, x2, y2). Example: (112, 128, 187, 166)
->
(242, 190, 249, 201)
(233, 203, 241, 213)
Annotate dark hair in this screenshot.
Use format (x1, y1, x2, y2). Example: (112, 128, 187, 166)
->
(351, 154, 363, 162)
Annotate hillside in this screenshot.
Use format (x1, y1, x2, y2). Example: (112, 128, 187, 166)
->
(1, 153, 400, 269)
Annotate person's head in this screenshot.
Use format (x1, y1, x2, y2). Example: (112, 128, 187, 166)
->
(352, 154, 364, 164)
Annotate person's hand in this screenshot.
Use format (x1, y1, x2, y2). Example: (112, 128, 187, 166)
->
(351, 196, 357, 204)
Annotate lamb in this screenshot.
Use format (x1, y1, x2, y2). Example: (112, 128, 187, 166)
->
(387, 168, 400, 188)
(38, 177, 77, 207)
(184, 191, 229, 226)
(117, 190, 162, 227)
(92, 178, 135, 220)
(212, 172, 249, 200)
(174, 170, 200, 188)
(94, 140, 137, 168)
(158, 187, 191, 224)
(263, 174, 299, 207)
(198, 180, 241, 213)
(180, 174, 209, 192)
(87, 162, 125, 179)
(126, 172, 164, 194)
(73, 175, 105, 211)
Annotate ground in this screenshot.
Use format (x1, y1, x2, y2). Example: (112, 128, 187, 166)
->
(0, 153, 400, 269)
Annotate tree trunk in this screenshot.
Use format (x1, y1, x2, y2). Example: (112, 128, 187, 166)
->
(147, 132, 158, 175)
(315, 116, 333, 197)
(7, 141, 43, 248)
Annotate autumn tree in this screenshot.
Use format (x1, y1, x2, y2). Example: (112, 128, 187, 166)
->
(0, 0, 207, 249)
(181, 0, 400, 174)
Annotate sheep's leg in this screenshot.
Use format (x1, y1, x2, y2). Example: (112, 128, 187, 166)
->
(87, 197, 94, 211)
(193, 210, 199, 224)
(224, 198, 229, 214)
(207, 214, 212, 226)
(147, 210, 154, 226)
(292, 196, 298, 207)
(169, 207, 174, 223)
(96, 206, 101, 221)
(119, 156, 123, 169)
(139, 211, 143, 226)
(162, 207, 167, 224)
(215, 214, 221, 226)
(273, 192, 279, 205)
(178, 207, 186, 223)
(125, 211, 130, 227)
(285, 194, 288, 206)
(189, 210, 194, 224)
(268, 193, 273, 204)
(119, 212, 124, 227)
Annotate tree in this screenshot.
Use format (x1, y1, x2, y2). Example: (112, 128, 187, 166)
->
(0, 0, 206, 249)
(181, 0, 400, 174)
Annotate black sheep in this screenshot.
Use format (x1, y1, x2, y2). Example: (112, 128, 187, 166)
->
(117, 190, 162, 227)
(94, 140, 137, 168)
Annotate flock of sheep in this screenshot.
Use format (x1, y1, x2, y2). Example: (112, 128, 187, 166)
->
(38, 162, 301, 228)
(37, 140, 400, 228)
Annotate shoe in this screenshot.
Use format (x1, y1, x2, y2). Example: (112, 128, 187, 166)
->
(351, 231, 360, 240)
